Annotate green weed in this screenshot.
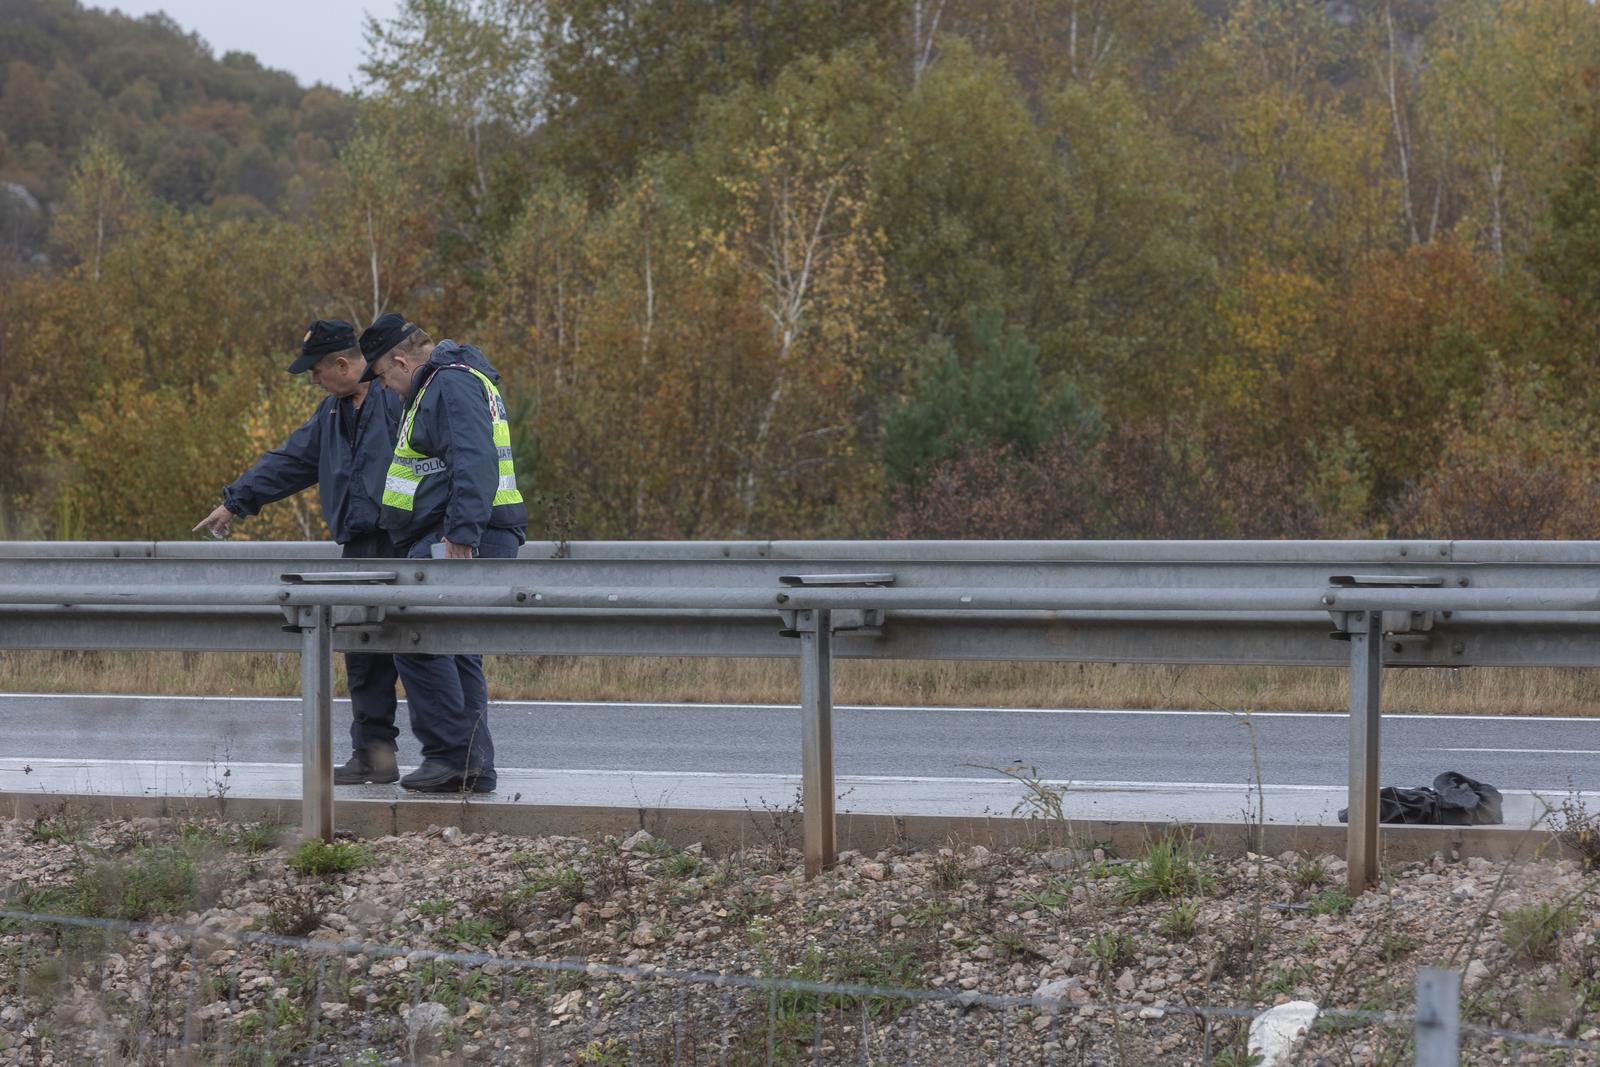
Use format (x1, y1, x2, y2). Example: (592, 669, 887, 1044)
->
(1086, 930, 1136, 975)
(725, 892, 777, 927)
(1292, 857, 1327, 894)
(1118, 834, 1210, 903)
(233, 822, 284, 854)
(28, 805, 90, 845)
(441, 918, 499, 948)
(1308, 889, 1353, 916)
(666, 853, 703, 879)
(415, 897, 454, 919)
(1011, 881, 1074, 912)
(1503, 902, 1579, 962)
(286, 840, 369, 876)
(1263, 962, 1317, 997)
(1162, 899, 1201, 938)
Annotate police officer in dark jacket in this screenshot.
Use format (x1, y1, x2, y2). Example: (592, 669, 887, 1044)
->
(359, 312, 527, 793)
(194, 319, 407, 786)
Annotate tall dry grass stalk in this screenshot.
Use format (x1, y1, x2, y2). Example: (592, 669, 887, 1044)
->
(2, 651, 1598, 715)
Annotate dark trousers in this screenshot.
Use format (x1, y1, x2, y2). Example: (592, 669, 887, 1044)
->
(342, 531, 400, 753)
(393, 527, 521, 781)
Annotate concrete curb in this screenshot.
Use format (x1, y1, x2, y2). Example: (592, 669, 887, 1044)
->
(3, 790, 1567, 864)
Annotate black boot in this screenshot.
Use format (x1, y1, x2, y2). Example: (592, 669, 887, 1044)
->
(400, 759, 495, 794)
(333, 748, 399, 785)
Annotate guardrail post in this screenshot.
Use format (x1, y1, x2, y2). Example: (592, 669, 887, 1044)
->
(1414, 967, 1460, 1066)
(298, 604, 335, 842)
(1346, 609, 1383, 895)
(280, 570, 396, 843)
(797, 608, 836, 878)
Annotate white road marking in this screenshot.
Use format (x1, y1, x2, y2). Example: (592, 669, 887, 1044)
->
(1428, 747, 1600, 755)
(2, 692, 1596, 724)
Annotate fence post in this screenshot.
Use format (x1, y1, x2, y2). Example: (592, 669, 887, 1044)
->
(797, 608, 836, 878)
(298, 604, 335, 842)
(1346, 609, 1383, 896)
(1414, 967, 1461, 1067)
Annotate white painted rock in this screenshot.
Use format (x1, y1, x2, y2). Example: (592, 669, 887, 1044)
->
(1248, 1001, 1319, 1067)
(406, 1001, 450, 1035)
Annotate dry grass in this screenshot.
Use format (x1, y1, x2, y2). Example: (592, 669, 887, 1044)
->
(3, 650, 1599, 715)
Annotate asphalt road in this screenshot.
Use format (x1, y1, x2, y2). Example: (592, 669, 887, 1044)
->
(3, 693, 1596, 795)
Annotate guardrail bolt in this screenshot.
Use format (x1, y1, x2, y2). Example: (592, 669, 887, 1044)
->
(413, 570, 426, 582)
(1452, 642, 1466, 655)
(515, 592, 527, 603)
(409, 631, 421, 644)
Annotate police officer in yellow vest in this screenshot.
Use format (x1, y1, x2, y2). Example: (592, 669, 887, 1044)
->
(358, 312, 527, 793)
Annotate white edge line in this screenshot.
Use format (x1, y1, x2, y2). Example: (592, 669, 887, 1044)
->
(1428, 748, 1600, 755)
(1, 693, 1597, 725)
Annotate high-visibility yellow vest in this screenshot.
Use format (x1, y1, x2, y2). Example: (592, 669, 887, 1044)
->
(383, 365, 523, 512)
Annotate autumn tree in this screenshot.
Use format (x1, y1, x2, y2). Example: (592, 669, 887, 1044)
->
(938, 0, 1206, 97)
(303, 131, 435, 328)
(1423, 0, 1600, 270)
(871, 42, 1056, 349)
(48, 130, 145, 279)
(685, 49, 898, 533)
(1534, 88, 1600, 334)
(539, 0, 909, 195)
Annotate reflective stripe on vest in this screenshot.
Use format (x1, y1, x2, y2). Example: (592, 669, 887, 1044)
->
(382, 365, 524, 511)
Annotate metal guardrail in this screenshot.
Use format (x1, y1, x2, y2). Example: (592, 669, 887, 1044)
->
(4, 539, 1599, 896)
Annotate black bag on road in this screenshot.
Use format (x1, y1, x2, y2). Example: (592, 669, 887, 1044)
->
(1337, 771, 1502, 826)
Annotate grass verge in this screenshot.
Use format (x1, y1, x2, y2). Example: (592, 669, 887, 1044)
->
(6, 651, 1600, 716)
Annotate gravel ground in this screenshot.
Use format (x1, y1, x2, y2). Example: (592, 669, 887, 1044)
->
(1, 813, 1597, 1065)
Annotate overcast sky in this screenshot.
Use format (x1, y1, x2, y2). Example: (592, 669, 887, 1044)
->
(91, 0, 402, 90)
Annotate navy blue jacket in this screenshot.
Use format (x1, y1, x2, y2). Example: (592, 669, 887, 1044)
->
(223, 385, 403, 543)
(379, 340, 528, 550)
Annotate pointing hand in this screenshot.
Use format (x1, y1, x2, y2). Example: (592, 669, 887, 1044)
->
(193, 504, 234, 539)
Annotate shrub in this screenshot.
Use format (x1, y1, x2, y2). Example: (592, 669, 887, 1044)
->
(265, 884, 329, 937)
(1502, 902, 1578, 962)
(1551, 788, 1600, 870)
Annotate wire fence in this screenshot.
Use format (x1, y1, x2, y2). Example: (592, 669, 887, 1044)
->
(3, 908, 1597, 1066)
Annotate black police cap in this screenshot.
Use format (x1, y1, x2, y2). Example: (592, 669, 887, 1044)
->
(359, 312, 418, 382)
(288, 319, 358, 374)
